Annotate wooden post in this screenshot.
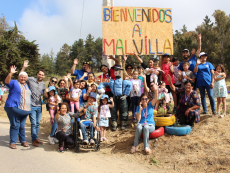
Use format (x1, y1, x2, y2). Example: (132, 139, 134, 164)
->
(118, 55, 123, 77)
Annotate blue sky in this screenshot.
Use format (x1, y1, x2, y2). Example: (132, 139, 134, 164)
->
(1, 0, 230, 56)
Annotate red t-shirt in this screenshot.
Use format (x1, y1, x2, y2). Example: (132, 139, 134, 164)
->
(162, 62, 175, 85)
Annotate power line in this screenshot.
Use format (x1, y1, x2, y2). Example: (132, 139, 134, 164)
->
(80, 0, 85, 39)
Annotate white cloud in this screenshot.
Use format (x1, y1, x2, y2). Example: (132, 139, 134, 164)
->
(17, 0, 230, 56)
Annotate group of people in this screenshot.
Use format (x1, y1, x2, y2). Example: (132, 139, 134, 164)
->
(3, 34, 228, 154)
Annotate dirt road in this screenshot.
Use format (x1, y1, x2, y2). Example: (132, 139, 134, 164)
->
(0, 116, 160, 173)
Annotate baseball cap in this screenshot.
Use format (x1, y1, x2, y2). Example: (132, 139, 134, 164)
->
(182, 49, 189, 53)
(199, 52, 208, 57)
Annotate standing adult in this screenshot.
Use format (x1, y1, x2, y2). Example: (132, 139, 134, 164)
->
(21, 60, 46, 147)
(70, 58, 91, 80)
(133, 52, 161, 88)
(4, 66, 31, 149)
(178, 34, 202, 89)
(97, 55, 118, 97)
(194, 52, 216, 115)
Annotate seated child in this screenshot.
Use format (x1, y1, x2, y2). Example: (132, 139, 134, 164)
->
(79, 92, 99, 145)
(154, 81, 170, 111)
(178, 61, 195, 88)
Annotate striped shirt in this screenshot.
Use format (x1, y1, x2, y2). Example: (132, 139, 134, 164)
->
(27, 77, 45, 107)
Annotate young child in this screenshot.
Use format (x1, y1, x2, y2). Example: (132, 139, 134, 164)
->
(130, 70, 144, 122)
(172, 57, 181, 112)
(154, 81, 170, 112)
(47, 86, 59, 126)
(144, 66, 164, 85)
(79, 92, 99, 145)
(70, 80, 81, 112)
(178, 61, 195, 88)
(137, 65, 145, 93)
(98, 95, 114, 141)
(213, 64, 228, 118)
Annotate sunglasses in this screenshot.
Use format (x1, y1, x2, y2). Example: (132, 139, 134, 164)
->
(141, 98, 148, 101)
(150, 85, 154, 87)
(52, 80, 57, 84)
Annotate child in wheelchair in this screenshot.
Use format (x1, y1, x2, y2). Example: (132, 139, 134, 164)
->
(78, 92, 100, 145)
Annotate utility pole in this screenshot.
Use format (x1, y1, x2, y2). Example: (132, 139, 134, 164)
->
(102, 0, 116, 69)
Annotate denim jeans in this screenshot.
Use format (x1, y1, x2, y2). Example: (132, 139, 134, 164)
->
(198, 86, 215, 112)
(50, 119, 58, 137)
(4, 107, 30, 144)
(134, 124, 155, 148)
(29, 106, 42, 141)
(131, 96, 140, 119)
(80, 122, 94, 140)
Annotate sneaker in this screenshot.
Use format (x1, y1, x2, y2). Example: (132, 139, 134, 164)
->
(121, 125, 126, 130)
(201, 111, 207, 114)
(90, 139, 95, 145)
(48, 135, 55, 145)
(53, 138, 59, 143)
(58, 147, 64, 153)
(112, 126, 117, 131)
(213, 111, 217, 116)
(83, 139, 89, 145)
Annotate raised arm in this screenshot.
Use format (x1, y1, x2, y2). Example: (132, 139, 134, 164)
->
(196, 33, 202, 56)
(143, 76, 149, 93)
(5, 66, 17, 84)
(165, 74, 176, 92)
(108, 97, 114, 108)
(70, 58, 78, 74)
(20, 60, 30, 73)
(108, 55, 119, 64)
(151, 84, 158, 106)
(133, 51, 143, 64)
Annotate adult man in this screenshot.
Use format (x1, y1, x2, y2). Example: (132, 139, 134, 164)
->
(21, 60, 46, 147)
(178, 33, 202, 73)
(70, 58, 91, 80)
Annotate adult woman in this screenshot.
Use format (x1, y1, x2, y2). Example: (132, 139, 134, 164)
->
(133, 52, 161, 88)
(123, 55, 133, 80)
(57, 73, 73, 96)
(4, 66, 31, 149)
(166, 74, 201, 127)
(143, 75, 156, 101)
(194, 52, 216, 115)
(130, 84, 158, 155)
(86, 72, 98, 87)
(55, 102, 77, 152)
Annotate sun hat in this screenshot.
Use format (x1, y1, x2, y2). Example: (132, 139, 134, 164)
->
(100, 94, 111, 102)
(199, 52, 208, 57)
(87, 92, 97, 101)
(48, 86, 56, 92)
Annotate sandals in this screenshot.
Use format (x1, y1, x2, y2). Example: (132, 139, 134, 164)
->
(10, 144, 17, 149)
(219, 114, 226, 118)
(145, 147, 151, 155)
(130, 146, 136, 154)
(103, 137, 108, 141)
(21, 142, 29, 147)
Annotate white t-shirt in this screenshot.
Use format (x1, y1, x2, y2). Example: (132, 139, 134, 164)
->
(130, 79, 142, 97)
(99, 105, 111, 118)
(71, 87, 81, 98)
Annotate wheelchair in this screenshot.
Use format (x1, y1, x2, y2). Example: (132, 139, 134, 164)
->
(73, 117, 101, 153)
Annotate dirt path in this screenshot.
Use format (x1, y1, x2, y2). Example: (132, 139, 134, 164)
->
(0, 116, 166, 173)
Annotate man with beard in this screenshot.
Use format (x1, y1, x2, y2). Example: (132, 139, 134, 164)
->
(178, 33, 202, 90)
(70, 58, 91, 80)
(21, 60, 46, 147)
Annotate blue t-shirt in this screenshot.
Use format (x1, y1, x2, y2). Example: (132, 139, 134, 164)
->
(5, 80, 22, 108)
(136, 102, 155, 126)
(178, 55, 197, 76)
(74, 69, 88, 80)
(196, 62, 215, 87)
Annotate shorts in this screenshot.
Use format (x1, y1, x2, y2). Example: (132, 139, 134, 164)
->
(166, 85, 174, 93)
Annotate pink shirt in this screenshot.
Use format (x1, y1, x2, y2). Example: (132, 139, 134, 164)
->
(162, 62, 175, 85)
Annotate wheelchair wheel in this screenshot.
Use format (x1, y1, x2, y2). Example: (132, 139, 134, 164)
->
(75, 142, 80, 153)
(94, 131, 101, 151)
